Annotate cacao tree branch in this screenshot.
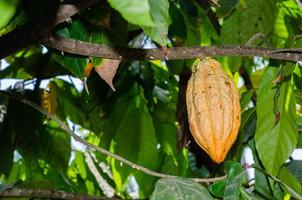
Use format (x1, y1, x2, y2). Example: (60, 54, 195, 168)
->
(0, 0, 98, 59)
(1, 188, 119, 200)
(43, 36, 302, 62)
(0, 90, 227, 183)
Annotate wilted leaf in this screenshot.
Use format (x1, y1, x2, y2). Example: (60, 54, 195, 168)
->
(95, 59, 121, 91)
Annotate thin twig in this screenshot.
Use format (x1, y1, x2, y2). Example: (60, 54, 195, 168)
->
(84, 152, 115, 197)
(1, 188, 119, 200)
(43, 36, 302, 62)
(0, 90, 227, 183)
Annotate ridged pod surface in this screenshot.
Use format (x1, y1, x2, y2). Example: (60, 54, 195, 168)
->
(186, 58, 241, 163)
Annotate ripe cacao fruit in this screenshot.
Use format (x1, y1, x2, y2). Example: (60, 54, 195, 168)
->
(186, 58, 241, 163)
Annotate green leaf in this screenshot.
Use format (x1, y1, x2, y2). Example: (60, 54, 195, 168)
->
(272, 1, 302, 46)
(6, 163, 26, 185)
(261, 167, 302, 200)
(108, 0, 155, 27)
(0, 11, 28, 36)
(142, 0, 171, 46)
(75, 151, 87, 180)
(240, 187, 265, 200)
(255, 66, 298, 176)
(106, 84, 159, 197)
(54, 20, 111, 79)
(209, 180, 226, 198)
(0, 0, 19, 30)
(278, 166, 302, 195)
(152, 96, 188, 176)
(241, 108, 257, 143)
(286, 160, 302, 183)
(217, 0, 239, 18)
(150, 178, 215, 200)
(240, 91, 253, 111)
(248, 140, 273, 199)
(221, 0, 277, 44)
(223, 161, 245, 200)
(25, 120, 71, 172)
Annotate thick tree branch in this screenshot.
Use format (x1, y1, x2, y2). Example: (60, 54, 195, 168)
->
(43, 36, 302, 62)
(1, 188, 118, 200)
(0, 0, 98, 59)
(0, 90, 227, 183)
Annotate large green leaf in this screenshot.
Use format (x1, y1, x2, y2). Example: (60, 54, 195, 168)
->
(150, 178, 215, 200)
(105, 84, 159, 197)
(221, 0, 277, 44)
(107, 0, 155, 27)
(0, 0, 19, 30)
(255, 66, 298, 176)
(142, 0, 171, 46)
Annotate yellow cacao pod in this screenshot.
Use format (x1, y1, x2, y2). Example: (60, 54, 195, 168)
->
(186, 58, 241, 163)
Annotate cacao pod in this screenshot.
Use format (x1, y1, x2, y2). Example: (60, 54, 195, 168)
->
(186, 58, 241, 163)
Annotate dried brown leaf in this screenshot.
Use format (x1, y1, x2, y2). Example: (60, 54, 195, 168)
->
(95, 59, 121, 91)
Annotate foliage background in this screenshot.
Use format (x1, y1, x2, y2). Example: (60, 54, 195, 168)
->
(0, 0, 302, 199)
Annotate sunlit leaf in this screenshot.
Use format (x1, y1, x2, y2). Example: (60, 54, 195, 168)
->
(107, 0, 155, 27)
(142, 0, 171, 46)
(0, 0, 19, 30)
(255, 66, 298, 176)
